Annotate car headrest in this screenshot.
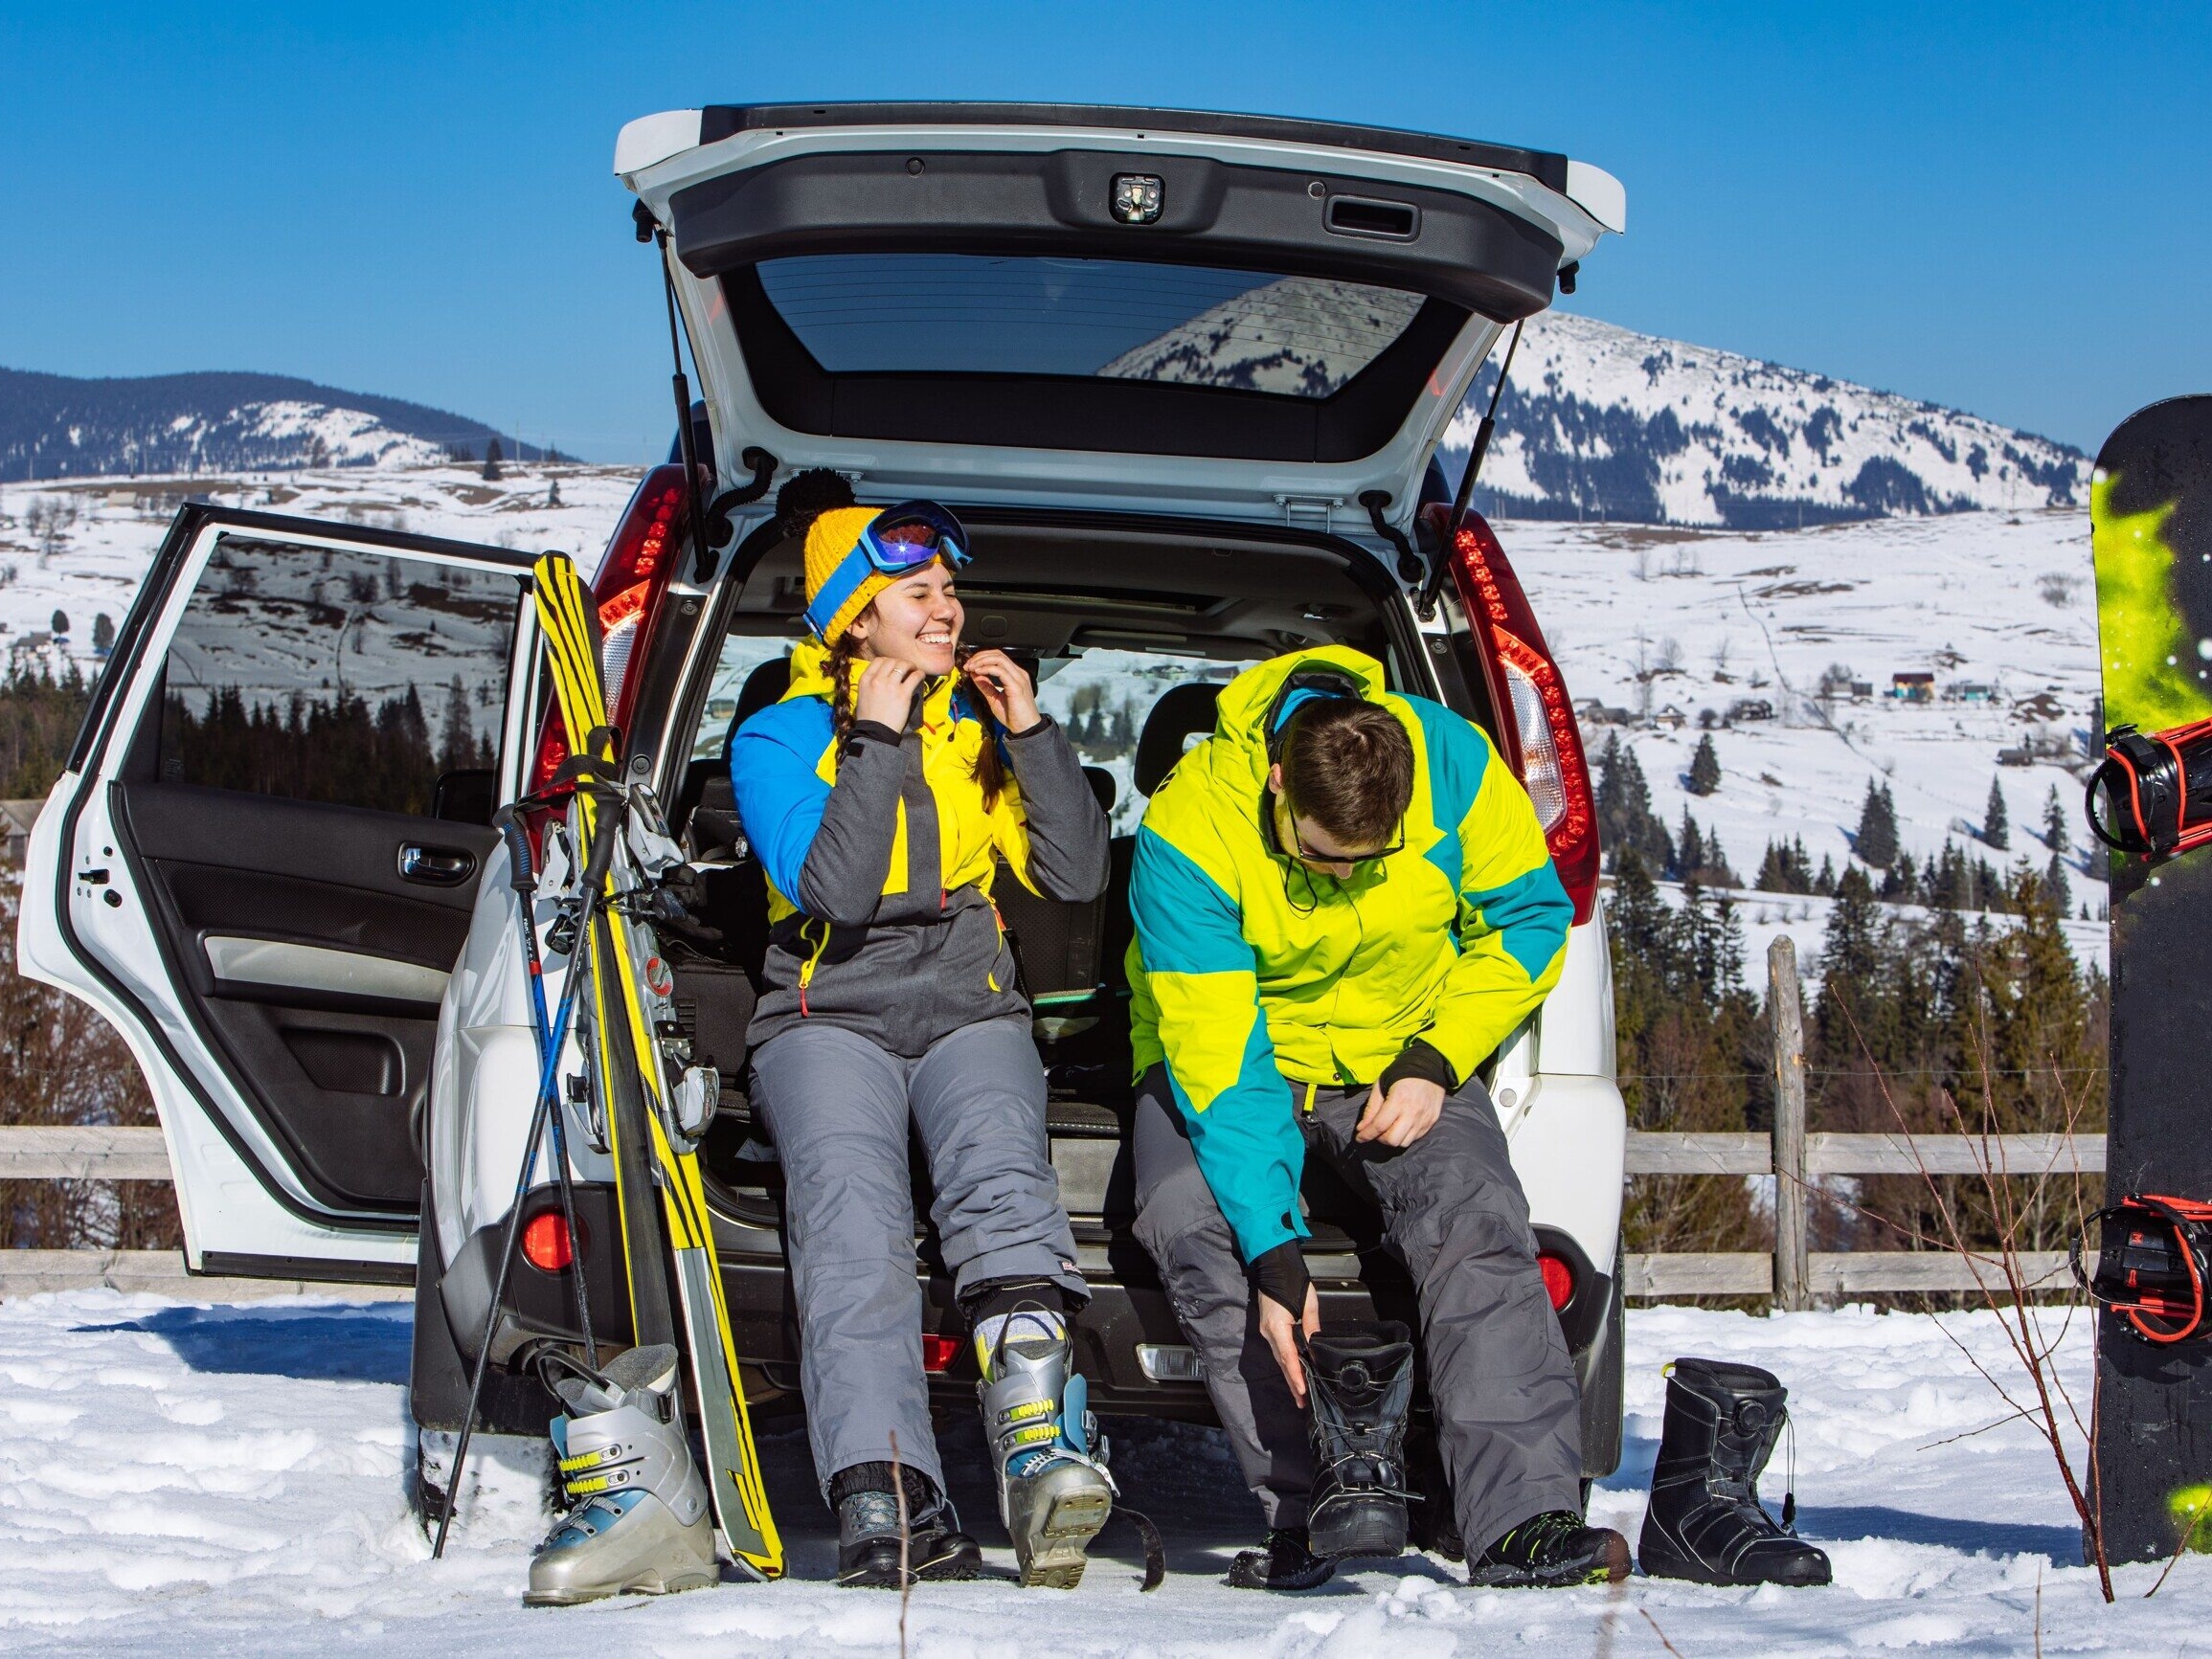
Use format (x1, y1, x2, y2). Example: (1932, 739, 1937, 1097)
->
(1081, 766, 1116, 815)
(1135, 682, 1223, 798)
(731, 654, 792, 730)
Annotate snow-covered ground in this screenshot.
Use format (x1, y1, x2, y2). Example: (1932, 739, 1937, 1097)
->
(2, 1288, 2187, 1655)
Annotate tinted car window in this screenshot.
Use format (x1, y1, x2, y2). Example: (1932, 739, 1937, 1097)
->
(758, 255, 1425, 398)
(155, 535, 514, 817)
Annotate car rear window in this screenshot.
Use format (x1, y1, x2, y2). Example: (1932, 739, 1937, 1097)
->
(756, 255, 1425, 399)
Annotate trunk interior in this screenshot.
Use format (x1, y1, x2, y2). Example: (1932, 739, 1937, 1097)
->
(654, 509, 1479, 1263)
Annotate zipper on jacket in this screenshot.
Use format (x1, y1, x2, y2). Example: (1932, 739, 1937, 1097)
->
(797, 921, 831, 1016)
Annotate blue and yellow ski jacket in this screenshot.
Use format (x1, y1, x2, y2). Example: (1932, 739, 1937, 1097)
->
(729, 639, 1109, 1058)
(1127, 647, 1572, 1262)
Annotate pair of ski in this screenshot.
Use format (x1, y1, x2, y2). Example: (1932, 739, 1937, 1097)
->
(530, 550, 782, 1581)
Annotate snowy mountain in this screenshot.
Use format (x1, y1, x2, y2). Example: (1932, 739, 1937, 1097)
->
(1099, 277, 1425, 398)
(0, 369, 549, 482)
(1443, 311, 2088, 527)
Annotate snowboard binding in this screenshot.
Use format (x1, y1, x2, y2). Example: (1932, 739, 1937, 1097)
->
(2073, 1194, 2212, 1344)
(2088, 719, 2212, 861)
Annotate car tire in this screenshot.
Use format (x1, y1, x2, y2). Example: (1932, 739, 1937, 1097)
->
(1577, 1244, 1626, 1480)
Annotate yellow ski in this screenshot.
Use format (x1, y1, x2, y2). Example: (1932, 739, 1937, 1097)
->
(531, 550, 783, 1579)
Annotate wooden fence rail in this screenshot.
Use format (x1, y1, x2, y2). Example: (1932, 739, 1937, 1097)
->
(1, 933, 2105, 1306)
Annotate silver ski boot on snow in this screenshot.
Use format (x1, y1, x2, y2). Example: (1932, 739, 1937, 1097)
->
(977, 1307, 1116, 1588)
(526, 1345, 719, 1606)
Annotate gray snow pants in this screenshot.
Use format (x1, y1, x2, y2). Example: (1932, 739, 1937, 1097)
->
(1131, 1065, 1583, 1554)
(750, 1015, 1087, 1498)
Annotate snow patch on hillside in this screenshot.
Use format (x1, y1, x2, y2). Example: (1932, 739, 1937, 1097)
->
(1445, 312, 2088, 527)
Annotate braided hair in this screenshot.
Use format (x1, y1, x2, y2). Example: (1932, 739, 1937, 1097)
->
(782, 469, 1006, 810)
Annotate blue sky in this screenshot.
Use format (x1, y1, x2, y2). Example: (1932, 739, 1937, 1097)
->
(2, 2, 2203, 460)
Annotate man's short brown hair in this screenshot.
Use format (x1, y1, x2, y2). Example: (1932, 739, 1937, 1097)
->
(1278, 699, 1414, 849)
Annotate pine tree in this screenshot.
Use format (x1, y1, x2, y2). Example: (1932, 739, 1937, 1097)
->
(2043, 784, 2068, 854)
(1676, 810, 1704, 882)
(92, 614, 115, 652)
(2045, 851, 2072, 914)
(49, 610, 68, 638)
(1880, 848, 1918, 902)
(483, 437, 504, 482)
(1108, 700, 1136, 752)
(1687, 732, 1721, 796)
(1596, 733, 1673, 872)
(1854, 777, 1900, 868)
(1983, 775, 2009, 849)
(1815, 853, 1838, 896)
(547, 477, 562, 508)
(438, 675, 476, 773)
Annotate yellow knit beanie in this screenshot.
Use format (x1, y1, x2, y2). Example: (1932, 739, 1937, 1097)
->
(801, 505, 892, 642)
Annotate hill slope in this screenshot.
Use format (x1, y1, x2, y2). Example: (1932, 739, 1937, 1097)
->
(0, 368, 544, 482)
(1442, 312, 2088, 527)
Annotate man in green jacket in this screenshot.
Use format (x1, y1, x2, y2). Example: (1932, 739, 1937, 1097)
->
(1127, 646, 1627, 1590)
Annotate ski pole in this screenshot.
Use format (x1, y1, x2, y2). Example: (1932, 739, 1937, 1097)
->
(431, 960, 584, 1560)
(496, 810, 597, 1368)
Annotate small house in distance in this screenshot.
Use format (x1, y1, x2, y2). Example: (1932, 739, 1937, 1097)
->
(1653, 704, 1687, 731)
(0, 798, 43, 865)
(1889, 672, 1935, 705)
(1944, 682, 1998, 704)
(1850, 680, 1875, 702)
(1727, 698, 1775, 723)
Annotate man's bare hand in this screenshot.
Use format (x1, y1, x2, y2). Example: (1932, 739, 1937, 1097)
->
(1257, 1282, 1322, 1407)
(1355, 1077, 1447, 1148)
(853, 657, 922, 729)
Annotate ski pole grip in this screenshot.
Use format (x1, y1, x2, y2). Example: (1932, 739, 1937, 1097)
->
(493, 807, 535, 891)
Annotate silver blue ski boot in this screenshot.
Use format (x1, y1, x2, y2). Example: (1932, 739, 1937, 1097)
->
(976, 1306, 1116, 1588)
(526, 1345, 719, 1606)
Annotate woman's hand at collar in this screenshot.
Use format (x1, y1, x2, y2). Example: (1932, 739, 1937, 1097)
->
(960, 648, 1041, 733)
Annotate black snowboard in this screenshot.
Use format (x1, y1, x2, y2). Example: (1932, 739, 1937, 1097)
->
(2091, 393, 2212, 1563)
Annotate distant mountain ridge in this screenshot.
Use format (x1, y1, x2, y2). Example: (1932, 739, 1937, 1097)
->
(1438, 311, 2088, 527)
(0, 368, 547, 481)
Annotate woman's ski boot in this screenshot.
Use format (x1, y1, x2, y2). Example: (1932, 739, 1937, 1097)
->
(1636, 1357, 1831, 1586)
(1303, 1322, 1415, 1560)
(977, 1306, 1117, 1587)
(829, 1462, 982, 1587)
(525, 1346, 719, 1606)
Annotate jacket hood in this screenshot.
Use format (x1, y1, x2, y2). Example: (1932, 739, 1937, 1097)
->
(1208, 645, 1393, 791)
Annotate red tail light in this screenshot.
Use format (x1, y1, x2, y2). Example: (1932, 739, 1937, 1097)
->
(1538, 1251, 1575, 1312)
(521, 1210, 577, 1272)
(920, 1333, 962, 1374)
(529, 463, 696, 800)
(1432, 506, 1601, 925)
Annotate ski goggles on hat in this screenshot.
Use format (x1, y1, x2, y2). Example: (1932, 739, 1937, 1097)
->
(803, 501, 972, 639)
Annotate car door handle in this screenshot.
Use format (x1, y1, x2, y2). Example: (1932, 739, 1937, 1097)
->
(397, 843, 477, 886)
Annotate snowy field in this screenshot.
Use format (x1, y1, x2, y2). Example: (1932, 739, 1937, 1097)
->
(1, 1288, 2192, 1657)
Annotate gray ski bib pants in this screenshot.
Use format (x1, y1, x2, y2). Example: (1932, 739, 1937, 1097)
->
(751, 1015, 1086, 1499)
(1132, 1065, 1584, 1555)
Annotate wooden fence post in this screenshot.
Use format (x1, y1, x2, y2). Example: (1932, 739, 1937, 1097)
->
(1769, 935, 1810, 1312)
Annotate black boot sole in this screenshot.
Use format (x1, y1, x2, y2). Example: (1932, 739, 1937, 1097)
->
(1468, 1530, 1632, 1588)
(1310, 1497, 1410, 1562)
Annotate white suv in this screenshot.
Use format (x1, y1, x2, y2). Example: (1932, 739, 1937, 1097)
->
(21, 102, 1630, 1479)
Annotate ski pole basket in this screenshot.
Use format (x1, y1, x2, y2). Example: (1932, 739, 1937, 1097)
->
(2087, 718, 2212, 861)
(2072, 1193, 2212, 1344)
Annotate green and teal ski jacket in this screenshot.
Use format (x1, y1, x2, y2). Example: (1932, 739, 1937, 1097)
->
(1126, 647, 1572, 1263)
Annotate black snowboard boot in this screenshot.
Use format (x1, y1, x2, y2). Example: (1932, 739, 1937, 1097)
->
(1228, 1525, 1337, 1590)
(1303, 1322, 1415, 1560)
(830, 1462, 982, 1588)
(1636, 1357, 1831, 1587)
(1468, 1510, 1632, 1587)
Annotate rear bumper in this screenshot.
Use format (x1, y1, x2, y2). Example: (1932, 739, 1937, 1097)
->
(441, 1183, 1618, 1431)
